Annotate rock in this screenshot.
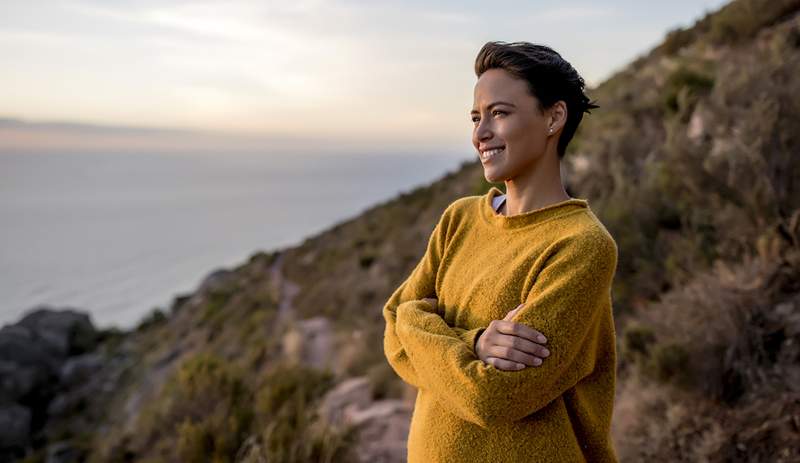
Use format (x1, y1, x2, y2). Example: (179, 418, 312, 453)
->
(317, 379, 411, 463)
(0, 359, 48, 404)
(59, 353, 104, 389)
(0, 307, 102, 457)
(48, 353, 107, 418)
(281, 317, 334, 370)
(0, 324, 57, 368)
(197, 269, 236, 295)
(16, 307, 97, 357)
(344, 399, 408, 427)
(687, 103, 707, 141)
(46, 440, 82, 463)
(0, 403, 31, 448)
(318, 377, 373, 426)
(0, 326, 59, 404)
(345, 399, 412, 463)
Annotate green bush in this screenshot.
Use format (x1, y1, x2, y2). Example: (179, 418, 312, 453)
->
(200, 287, 235, 325)
(660, 26, 696, 55)
(136, 308, 167, 332)
(136, 352, 253, 463)
(254, 363, 355, 462)
(366, 362, 406, 400)
(359, 253, 376, 269)
(662, 66, 714, 117)
(709, 0, 799, 45)
(623, 325, 657, 357)
(646, 342, 691, 385)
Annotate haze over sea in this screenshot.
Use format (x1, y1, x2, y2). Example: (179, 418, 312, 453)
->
(0, 151, 468, 330)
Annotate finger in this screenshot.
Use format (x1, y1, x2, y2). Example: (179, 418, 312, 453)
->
(502, 304, 524, 321)
(486, 344, 544, 367)
(495, 320, 548, 344)
(492, 333, 550, 358)
(485, 356, 526, 371)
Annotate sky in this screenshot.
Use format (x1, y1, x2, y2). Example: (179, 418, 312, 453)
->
(0, 0, 730, 156)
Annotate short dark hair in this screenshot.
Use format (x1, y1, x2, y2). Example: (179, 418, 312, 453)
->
(474, 41, 598, 159)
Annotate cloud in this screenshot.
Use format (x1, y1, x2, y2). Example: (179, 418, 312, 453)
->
(0, 0, 731, 150)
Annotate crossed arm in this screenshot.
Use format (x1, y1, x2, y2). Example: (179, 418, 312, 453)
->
(382, 216, 617, 428)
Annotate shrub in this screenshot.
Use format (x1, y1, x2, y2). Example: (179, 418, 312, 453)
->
(660, 26, 696, 55)
(254, 363, 355, 463)
(623, 325, 657, 357)
(359, 254, 376, 269)
(136, 308, 167, 332)
(200, 287, 234, 326)
(661, 66, 714, 118)
(136, 353, 253, 463)
(646, 342, 691, 385)
(366, 362, 406, 400)
(709, 0, 799, 45)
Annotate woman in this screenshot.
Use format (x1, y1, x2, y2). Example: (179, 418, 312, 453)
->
(382, 41, 618, 462)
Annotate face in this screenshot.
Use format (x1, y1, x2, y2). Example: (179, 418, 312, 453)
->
(471, 68, 558, 183)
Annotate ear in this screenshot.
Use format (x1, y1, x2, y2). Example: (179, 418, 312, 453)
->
(548, 101, 568, 133)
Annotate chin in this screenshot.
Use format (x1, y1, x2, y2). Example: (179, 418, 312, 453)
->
(482, 168, 506, 184)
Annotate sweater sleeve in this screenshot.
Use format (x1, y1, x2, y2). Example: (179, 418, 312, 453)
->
(382, 206, 453, 389)
(395, 231, 617, 428)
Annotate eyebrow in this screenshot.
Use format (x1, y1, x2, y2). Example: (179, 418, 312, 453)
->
(470, 101, 517, 114)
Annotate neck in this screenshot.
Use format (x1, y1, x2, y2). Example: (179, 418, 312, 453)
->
(502, 149, 570, 216)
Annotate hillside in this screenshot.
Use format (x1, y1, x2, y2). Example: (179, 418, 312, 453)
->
(4, 0, 800, 461)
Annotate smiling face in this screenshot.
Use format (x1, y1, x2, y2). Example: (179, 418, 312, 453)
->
(471, 68, 556, 183)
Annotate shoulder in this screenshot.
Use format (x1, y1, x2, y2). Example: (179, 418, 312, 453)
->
(438, 193, 484, 226)
(551, 209, 618, 267)
(446, 194, 483, 215)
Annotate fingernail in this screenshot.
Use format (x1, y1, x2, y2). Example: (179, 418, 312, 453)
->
(537, 335, 547, 343)
(541, 349, 550, 357)
(533, 358, 542, 365)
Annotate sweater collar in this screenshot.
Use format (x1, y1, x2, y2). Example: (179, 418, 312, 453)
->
(480, 186, 589, 230)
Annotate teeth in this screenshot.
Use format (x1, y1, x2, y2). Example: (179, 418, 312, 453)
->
(481, 147, 504, 160)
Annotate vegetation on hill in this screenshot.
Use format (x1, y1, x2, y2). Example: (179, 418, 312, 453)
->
(16, 0, 800, 461)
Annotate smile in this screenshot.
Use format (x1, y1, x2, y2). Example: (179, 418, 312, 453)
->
(480, 146, 505, 162)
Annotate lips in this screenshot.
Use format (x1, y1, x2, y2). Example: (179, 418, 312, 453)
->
(480, 146, 505, 162)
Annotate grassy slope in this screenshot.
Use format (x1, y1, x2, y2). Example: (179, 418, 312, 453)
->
(31, 1, 800, 462)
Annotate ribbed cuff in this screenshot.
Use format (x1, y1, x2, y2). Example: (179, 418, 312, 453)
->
(457, 327, 486, 356)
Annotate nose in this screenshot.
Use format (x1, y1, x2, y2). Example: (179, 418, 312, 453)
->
(473, 118, 493, 145)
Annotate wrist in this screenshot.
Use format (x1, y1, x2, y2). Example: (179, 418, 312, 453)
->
(474, 328, 486, 353)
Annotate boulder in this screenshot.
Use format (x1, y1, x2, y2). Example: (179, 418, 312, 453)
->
(281, 317, 334, 370)
(318, 376, 373, 426)
(59, 352, 104, 389)
(0, 403, 31, 448)
(0, 307, 101, 457)
(46, 440, 83, 463)
(16, 307, 97, 357)
(345, 399, 411, 463)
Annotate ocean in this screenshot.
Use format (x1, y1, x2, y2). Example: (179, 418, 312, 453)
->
(0, 150, 472, 330)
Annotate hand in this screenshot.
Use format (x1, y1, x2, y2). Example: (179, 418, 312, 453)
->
(475, 304, 550, 371)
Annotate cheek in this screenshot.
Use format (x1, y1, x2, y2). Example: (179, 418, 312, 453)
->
(507, 124, 546, 154)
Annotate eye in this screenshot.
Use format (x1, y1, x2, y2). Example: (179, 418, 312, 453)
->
(492, 110, 506, 117)
(471, 116, 480, 123)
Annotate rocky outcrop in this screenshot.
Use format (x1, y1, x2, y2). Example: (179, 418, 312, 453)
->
(282, 316, 334, 370)
(317, 376, 412, 463)
(0, 307, 101, 460)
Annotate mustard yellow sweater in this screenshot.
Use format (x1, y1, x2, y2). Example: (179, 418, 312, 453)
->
(382, 186, 619, 463)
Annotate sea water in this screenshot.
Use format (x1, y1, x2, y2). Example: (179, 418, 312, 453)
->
(0, 150, 470, 330)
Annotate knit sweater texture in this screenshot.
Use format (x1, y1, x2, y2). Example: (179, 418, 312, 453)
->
(382, 186, 619, 462)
